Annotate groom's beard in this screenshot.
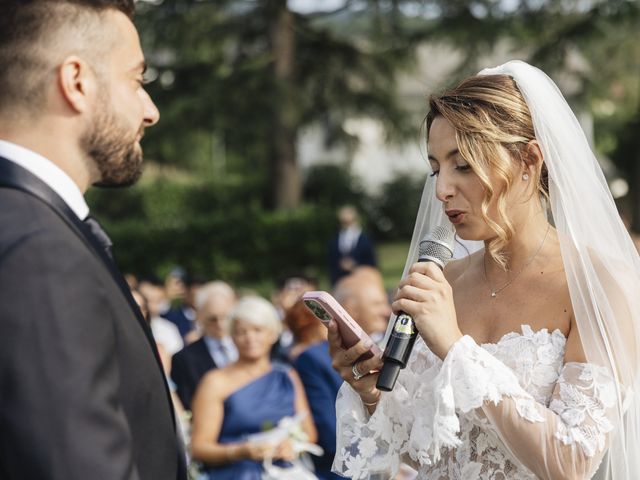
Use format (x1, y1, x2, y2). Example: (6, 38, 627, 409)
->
(82, 96, 144, 188)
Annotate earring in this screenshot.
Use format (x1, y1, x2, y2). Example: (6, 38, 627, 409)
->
(522, 173, 529, 181)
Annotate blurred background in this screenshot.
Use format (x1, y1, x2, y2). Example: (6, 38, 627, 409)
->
(87, 0, 640, 292)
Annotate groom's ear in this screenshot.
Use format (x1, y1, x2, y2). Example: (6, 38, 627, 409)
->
(57, 55, 97, 115)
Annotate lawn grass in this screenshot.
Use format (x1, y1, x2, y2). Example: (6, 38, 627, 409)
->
(377, 240, 411, 291)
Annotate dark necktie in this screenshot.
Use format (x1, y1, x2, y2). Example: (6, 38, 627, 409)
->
(83, 215, 114, 260)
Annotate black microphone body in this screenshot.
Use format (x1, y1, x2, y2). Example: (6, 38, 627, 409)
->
(377, 226, 455, 392)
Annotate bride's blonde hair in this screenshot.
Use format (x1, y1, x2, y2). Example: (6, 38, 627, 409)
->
(426, 74, 549, 269)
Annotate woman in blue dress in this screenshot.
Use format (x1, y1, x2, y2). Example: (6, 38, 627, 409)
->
(190, 295, 317, 479)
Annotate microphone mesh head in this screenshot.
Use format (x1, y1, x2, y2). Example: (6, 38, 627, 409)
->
(418, 225, 455, 269)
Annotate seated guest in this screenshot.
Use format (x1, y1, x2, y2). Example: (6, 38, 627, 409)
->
(170, 281, 237, 410)
(191, 296, 317, 480)
(139, 278, 184, 357)
(163, 269, 203, 341)
(285, 299, 327, 361)
(332, 267, 391, 344)
(270, 273, 317, 364)
(272, 273, 316, 320)
(286, 300, 343, 480)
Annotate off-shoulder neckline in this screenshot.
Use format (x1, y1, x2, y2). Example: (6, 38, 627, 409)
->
(479, 324, 567, 348)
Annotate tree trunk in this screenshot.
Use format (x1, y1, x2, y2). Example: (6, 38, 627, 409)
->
(269, 0, 300, 211)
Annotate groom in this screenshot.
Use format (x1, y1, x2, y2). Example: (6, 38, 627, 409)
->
(0, 1, 186, 479)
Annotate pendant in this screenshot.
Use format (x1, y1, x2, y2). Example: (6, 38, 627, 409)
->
(491, 292, 497, 298)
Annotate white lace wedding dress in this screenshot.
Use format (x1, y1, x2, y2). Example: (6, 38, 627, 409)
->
(333, 325, 618, 479)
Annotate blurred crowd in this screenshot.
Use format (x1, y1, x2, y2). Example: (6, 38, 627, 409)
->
(122, 203, 640, 480)
(126, 266, 391, 479)
(122, 205, 416, 479)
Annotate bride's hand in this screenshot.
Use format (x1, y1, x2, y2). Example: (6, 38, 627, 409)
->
(392, 262, 463, 360)
(327, 320, 383, 406)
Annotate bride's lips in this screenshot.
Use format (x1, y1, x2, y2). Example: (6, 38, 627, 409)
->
(446, 209, 465, 224)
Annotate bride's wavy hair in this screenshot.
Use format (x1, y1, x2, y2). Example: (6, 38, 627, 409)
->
(425, 74, 549, 269)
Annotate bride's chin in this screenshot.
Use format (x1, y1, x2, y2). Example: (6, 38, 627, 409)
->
(453, 225, 488, 242)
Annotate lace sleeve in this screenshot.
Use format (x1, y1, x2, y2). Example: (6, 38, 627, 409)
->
(331, 335, 545, 479)
(480, 362, 618, 479)
(439, 336, 619, 479)
(332, 339, 445, 479)
(332, 380, 408, 479)
(333, 335, 620, 480)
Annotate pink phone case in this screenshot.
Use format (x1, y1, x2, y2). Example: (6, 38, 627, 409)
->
(302, 291, 382, 359)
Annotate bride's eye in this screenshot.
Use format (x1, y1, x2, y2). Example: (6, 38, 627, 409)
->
(456, 164, 471, 172)
(429, 170, 440, 177)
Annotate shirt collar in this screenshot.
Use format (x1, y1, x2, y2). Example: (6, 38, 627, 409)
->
(0, 140, 90, 220)
(204, 335, 232, 348)
(342, 225, 362, 236)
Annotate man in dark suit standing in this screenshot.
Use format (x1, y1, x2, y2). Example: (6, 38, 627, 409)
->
(328, 205, 377, 285)
(0, 1, 186, 479)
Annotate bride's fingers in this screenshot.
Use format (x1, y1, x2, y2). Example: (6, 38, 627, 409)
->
(331, 338, 375, 370)
(358, 354, 383, 374)
(327, 319, 343, 355)
(397, 270, 440, 291)
(408, 261, 446, 281)
(393, 283, 431, 303)
(391, 297, 423, 317)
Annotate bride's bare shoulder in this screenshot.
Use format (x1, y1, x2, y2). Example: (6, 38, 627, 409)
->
(444, 249, 482, 284)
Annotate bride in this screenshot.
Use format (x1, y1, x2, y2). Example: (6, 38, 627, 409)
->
(328, 61, 640, 479)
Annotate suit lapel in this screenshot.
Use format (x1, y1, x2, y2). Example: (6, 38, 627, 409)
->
(195, 337, 217, 369)
(0, 156, 155, 340)
(0, 157, 180, 425)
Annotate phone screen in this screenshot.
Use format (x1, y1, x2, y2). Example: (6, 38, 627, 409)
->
(303, 299, 332, 323)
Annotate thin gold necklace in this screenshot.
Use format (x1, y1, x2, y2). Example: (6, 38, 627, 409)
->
(483, 224, 550, 298)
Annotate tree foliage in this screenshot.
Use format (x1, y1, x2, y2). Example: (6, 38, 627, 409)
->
(135, 0, 418, 210)
(86, 1, 640, 281)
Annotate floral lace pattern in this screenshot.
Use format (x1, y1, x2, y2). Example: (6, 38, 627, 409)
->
(333, 325, 617, 479)
(550, 363, 616, 457)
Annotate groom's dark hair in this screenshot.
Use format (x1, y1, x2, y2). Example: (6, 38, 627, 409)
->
(0, 0, 135, 116)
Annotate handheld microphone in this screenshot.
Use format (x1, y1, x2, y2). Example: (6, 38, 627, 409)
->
(376, 225, 455, 392)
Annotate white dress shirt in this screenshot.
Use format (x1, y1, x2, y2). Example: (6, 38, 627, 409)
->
(0, 140, 89, 220)
(203, 335, 238, 368)
(150, 316, 184, 356)
(338, 226, 362, 255)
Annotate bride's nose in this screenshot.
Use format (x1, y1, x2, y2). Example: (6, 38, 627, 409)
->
(435, 173, 455, 202)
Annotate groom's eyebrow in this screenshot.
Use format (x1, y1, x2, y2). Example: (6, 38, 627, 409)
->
(428, 148, 459, 161)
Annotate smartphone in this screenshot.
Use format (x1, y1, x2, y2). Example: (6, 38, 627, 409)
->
(302, 291, 382, 359)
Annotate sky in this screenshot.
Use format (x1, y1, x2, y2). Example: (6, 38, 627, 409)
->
(288, 0, 347, 14)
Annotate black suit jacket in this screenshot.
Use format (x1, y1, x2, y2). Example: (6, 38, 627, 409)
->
(0, 157, 186, 480)
(170, 337, 217, 410)
(328, 230, 377, 285)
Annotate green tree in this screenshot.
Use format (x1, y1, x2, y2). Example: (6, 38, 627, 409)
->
(393, 0, 640, 228)
(135, 0, 416, 210)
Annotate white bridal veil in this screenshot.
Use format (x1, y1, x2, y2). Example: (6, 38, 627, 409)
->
(394, 60, 640, 479)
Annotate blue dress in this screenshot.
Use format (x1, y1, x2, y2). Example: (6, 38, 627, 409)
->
(202, 365, 296, 480)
